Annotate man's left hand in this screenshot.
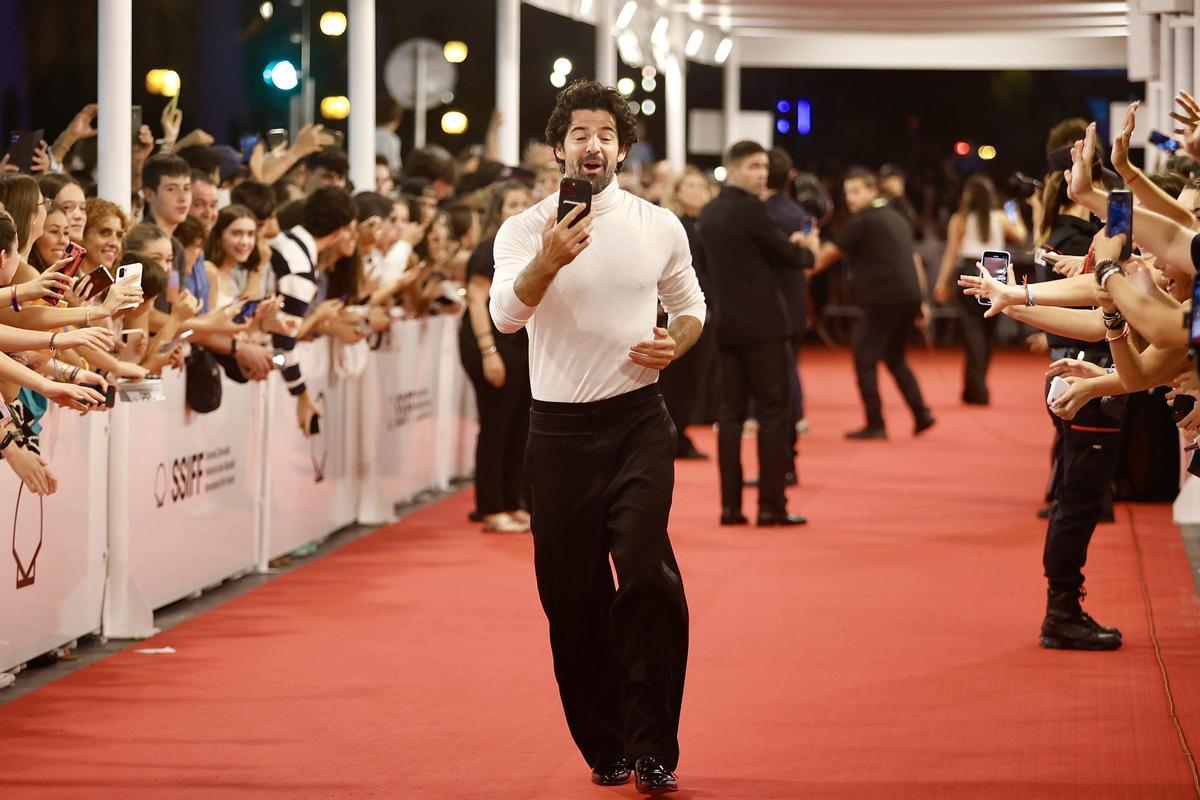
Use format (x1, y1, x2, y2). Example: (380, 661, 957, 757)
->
(629, 327, 676, 371)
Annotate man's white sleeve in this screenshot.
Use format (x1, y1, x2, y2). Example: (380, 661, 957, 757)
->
(657, 212, 706, 328)
(489, 214, 540, 334)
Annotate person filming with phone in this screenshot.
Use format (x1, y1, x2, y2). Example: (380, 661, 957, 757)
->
(489, 79, 705, 795)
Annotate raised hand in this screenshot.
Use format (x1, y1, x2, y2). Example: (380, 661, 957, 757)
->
(1111, 101, 1139, 180)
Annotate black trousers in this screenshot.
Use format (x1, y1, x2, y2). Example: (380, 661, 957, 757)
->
(955, 260, 997, 403)
(717, 337, 793, 514)
(527, 384, 689, 770)
(1042, 375, 1123, 592)
(852, 302, 930, 429)
(459, 327, 531, 515)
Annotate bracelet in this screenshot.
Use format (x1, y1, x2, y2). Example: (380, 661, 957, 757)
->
(1126, 171, 1142, 187)
(1103, 313, 1125, 331)
(10, 287, 19, 313)
(68, 365, 80, 383)
(0, 431, 14, 454)
(481, 345, 498, 356)
(48, 332, 57, 352)
(1024, 277, 1035, 307)
(1105, 323, 1129, 343)
(230, 338, 239, 356)
(1094, 259, 1121, 287)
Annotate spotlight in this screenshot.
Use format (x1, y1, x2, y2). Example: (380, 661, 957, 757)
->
(617, 77, 636, 96)
(443, 41, 468, 64)
(954, 141, 971, 157)
(715, 37, 733, 64)
(319, 11, 347, 37)
(554, 58, 573, 75)
(320, 95, 350, 120)
(642, 77, 656, 92)
(641, 99, 656, 115)
(441, 111, 468, 135)
(776, 119, 791, 134)
(714, 166, 727, 181)
(685, 30, 704, 58)
(263, 60, 299, 91)
(616, 0, 637, 29)
(259, 1, 274, 20)
(978, 145, 997, 160)
(551, 71, 567, 88)
(776, 100, 791, 114)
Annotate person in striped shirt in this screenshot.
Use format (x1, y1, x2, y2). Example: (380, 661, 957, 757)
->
(268, 185, 356, 436)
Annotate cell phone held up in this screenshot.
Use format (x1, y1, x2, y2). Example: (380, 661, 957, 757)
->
(976, 250, 1010, 307)
(1107, 189, 1133, 262)
(557, 178, 593, 227)
(7, 129, 43, 174)
(62, 242, 87, 279)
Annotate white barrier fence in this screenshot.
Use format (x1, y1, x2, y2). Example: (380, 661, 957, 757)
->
(0, 314, 477, 671)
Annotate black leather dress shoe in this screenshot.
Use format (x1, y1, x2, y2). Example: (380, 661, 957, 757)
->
(845, 426, 887, 440)
(720, 507, 749, 526)
(757, 511, 807, 527)
(634, 755, 678, 794)
(591, 757, 631, 786)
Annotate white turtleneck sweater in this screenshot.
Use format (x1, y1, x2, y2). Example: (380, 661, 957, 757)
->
(490, 179, 706, 403)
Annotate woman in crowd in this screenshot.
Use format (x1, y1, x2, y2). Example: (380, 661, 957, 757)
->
(932, 174, 1027, 405)
(29, 203, 70, 273)
(659, 166, 716, 457)
(204, 205, 262, 310)
(0, 175, 48, 268)
(80, 198, 128, 273)
(38, 174, 87, 243)
(459, 180, 531, 533)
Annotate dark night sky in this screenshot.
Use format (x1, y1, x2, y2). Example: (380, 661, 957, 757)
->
(5, 0, 1142, 186)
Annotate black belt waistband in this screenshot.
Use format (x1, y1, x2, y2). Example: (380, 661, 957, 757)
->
(531, 383, 660, 418)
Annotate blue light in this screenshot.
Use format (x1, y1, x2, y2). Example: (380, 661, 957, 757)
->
(263, 59, 299, 91)
(796, 99, 812, 135)
(776, 100, 791, 114)
(776, 119, 791, 135)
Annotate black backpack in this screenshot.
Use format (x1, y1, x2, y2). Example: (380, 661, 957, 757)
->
(185, 346, 223, 413)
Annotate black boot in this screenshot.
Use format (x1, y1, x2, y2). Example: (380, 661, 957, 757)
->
(1040, 588, 1122, 651)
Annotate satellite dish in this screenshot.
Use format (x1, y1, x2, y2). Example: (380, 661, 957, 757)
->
(384, 38, 457, 109)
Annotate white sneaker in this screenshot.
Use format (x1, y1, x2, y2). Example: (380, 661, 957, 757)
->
(796, 419, 811, 437)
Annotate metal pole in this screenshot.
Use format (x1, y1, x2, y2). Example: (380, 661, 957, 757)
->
(348, 0, 375, 189)
(302, 2, 314, 127)
(595, 0, 616, 87)
(414, 42, 428, 149)
(665, 13, 686, 172)
(97, 0, 132, 213)
(1159, 16, 1175, 173)
(722, 42, 740, 153)
(496, 0, 521, 165)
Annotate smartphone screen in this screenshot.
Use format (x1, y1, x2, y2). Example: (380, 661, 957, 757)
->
(977, 250, 1010, 307)
(1003, 199, 1020, 224)
(1150, 130, 1180, 153)
(1107, 189, 1133, 261)
(801, 218, 814, 235)
(239, 134, 260, 164)
(1191, 279, 1200, 347)
(266, 128, 288, 151)
(557, 178, 593, 227)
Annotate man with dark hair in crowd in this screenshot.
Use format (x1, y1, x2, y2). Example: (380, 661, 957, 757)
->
(809, 168, 935, 440)
(701, 141, 817, 529)
(142, 154, 192, 240)
(491, 78, 705, 794)
(270, 185, 357, 436)
(302, 148, 349, 194)
(189, 170, 220, 234)
(403, 144, 457, 200)
(763, 146, 810, 452)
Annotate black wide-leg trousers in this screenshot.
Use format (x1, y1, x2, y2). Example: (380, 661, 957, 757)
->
(526, 384, 689, 770)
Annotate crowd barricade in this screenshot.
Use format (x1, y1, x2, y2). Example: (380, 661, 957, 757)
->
(261, 338, 359, 561)
(0, 311, 477, 673)
(104, 369, 264, 638)
(0, 408, 107, 670)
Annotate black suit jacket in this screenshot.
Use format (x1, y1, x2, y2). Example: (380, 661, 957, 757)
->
(698, 185, 813, 347)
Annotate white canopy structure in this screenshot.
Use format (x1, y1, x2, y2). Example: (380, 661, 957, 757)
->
(93, 1, 1199, 203)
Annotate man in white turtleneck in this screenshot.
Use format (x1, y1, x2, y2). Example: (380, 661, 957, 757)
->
(490, 80, 704, 795)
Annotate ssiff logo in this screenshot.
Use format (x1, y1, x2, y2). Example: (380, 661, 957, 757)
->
(156, 453, 206, 507)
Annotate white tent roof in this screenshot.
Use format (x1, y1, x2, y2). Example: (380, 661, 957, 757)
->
(528, 0, 1131, 70)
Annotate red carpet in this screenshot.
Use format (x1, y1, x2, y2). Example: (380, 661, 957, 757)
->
(2, 348, 1200, 799)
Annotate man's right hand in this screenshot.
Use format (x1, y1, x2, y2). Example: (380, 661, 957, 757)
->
(538, 204, 592, 271)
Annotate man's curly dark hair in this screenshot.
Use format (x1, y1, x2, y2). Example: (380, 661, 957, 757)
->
(544, 79, 638, 174)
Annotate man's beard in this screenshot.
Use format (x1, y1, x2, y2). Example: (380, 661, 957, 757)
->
(570, 157, 616, 193)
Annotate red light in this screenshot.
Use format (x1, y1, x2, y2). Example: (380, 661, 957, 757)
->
(954, 141, 971, 157)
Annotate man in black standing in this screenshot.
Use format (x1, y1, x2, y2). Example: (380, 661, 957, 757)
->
(810, 168, 935, 440)
(700, 141, 818, 527)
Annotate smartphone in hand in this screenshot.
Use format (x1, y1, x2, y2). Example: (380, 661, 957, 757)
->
(557, 178, 593, 227)
(7, 129, 44, 173)
(82, 266, 115, 301)
(62, 242, 87, 278)
(115, 263, 143, 310)
(1107, 189, 1133, 262)
(81, 382, 117, 409)
(976, 250, 1010, 307)
(232, 299, 261, 325)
